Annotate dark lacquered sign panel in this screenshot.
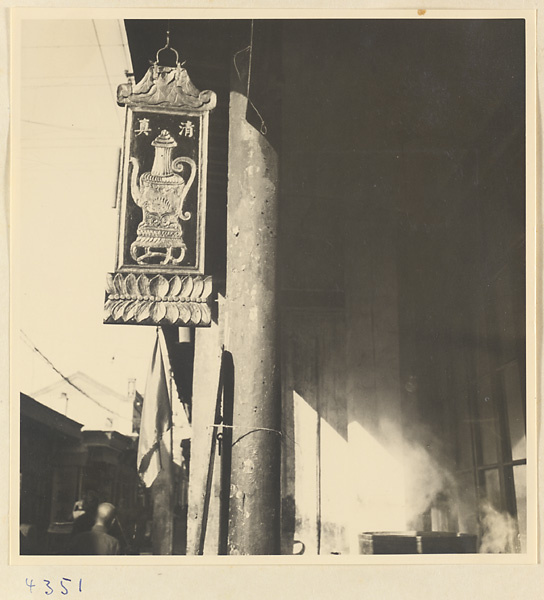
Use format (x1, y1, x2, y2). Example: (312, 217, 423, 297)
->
(118, 108, 205, 272)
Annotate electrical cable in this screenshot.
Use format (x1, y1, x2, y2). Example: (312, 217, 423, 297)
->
(232, 20, 268, 136)
(20, 329, 130, 421)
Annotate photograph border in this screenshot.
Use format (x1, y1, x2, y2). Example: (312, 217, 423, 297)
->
(7, 4, 539, 571)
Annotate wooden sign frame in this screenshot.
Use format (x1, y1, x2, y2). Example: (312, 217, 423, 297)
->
(104, 60, 216, 327)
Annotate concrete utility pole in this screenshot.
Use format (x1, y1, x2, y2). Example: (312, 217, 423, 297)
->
(224, 45, 281, 555)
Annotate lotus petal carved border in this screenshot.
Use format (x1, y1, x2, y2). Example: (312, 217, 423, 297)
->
(104, 273, 212, 326)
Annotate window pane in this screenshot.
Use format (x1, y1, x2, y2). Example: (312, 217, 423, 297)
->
(480, 469, 519, 554)
(483, 469, 501, 510)
(455, 393, 473, 470)
(456, 471, 478, 534)
(513, 464, 527, 553)
(502, 361, 526, 461)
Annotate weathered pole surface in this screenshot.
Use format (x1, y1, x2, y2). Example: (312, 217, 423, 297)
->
(225, 55, 281, 554)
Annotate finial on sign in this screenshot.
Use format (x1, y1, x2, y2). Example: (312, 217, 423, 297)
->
(155, 29, 180, 66)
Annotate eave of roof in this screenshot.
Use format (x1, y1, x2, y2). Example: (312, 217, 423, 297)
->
(20, 393, 83, 440)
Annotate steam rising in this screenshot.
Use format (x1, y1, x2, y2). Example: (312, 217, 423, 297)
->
(390, 432, 521, 553)
(402, 441, 457, 525)
(479, 501, 519, 553)
(355, 420, 523, 553)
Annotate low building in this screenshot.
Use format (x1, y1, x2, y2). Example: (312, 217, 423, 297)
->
(32, 372, 134, 436)
(20, 393, 82, 553)
(20, 393, 145, 555)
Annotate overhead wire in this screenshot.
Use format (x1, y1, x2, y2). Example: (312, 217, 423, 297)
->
(92, 19, 124, 133)
(233, 20, 268, 136)
(19, 329, 131, 421)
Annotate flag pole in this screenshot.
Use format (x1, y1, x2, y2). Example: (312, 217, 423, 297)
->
(170, 349, 176, 555)
(164, 326, 176, 555)
(168, 344, 175, 484)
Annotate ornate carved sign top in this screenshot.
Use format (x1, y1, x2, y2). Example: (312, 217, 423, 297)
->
(117, 64, 217, 112)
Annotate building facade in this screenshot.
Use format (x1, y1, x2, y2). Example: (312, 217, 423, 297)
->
(117, 19, 528, 555)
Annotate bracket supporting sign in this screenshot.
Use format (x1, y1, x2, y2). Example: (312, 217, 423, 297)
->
(104, 53, 217, 327)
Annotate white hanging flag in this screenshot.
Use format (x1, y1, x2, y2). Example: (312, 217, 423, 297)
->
(137, 329, 176, 487)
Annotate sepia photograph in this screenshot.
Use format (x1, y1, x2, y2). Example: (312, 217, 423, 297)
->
(10, 10, 536, 564)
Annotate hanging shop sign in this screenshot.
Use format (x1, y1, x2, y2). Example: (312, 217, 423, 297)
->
(104, 43, 217, 327)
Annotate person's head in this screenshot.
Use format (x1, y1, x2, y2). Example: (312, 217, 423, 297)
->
(82, 490, 99, 513)
(72, 490, 99, 521)
(95, 502, 117, 530)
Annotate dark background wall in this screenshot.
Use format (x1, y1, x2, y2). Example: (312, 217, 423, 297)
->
(277, 18, 525, 552)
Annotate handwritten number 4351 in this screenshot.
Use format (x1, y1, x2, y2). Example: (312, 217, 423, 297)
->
(26, 578, 83, 595)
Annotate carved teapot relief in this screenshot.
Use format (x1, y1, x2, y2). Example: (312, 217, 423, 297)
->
(129, 129, 196, 265)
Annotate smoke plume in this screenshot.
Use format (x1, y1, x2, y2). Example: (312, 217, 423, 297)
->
(479, 501, 519, 553)
(403, 441, 457, 523)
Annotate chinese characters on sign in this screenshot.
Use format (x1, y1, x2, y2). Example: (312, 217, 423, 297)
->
(134, 117, 195, 139)
(179, 120, 195, 138)
(134, 118, 151, 136)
